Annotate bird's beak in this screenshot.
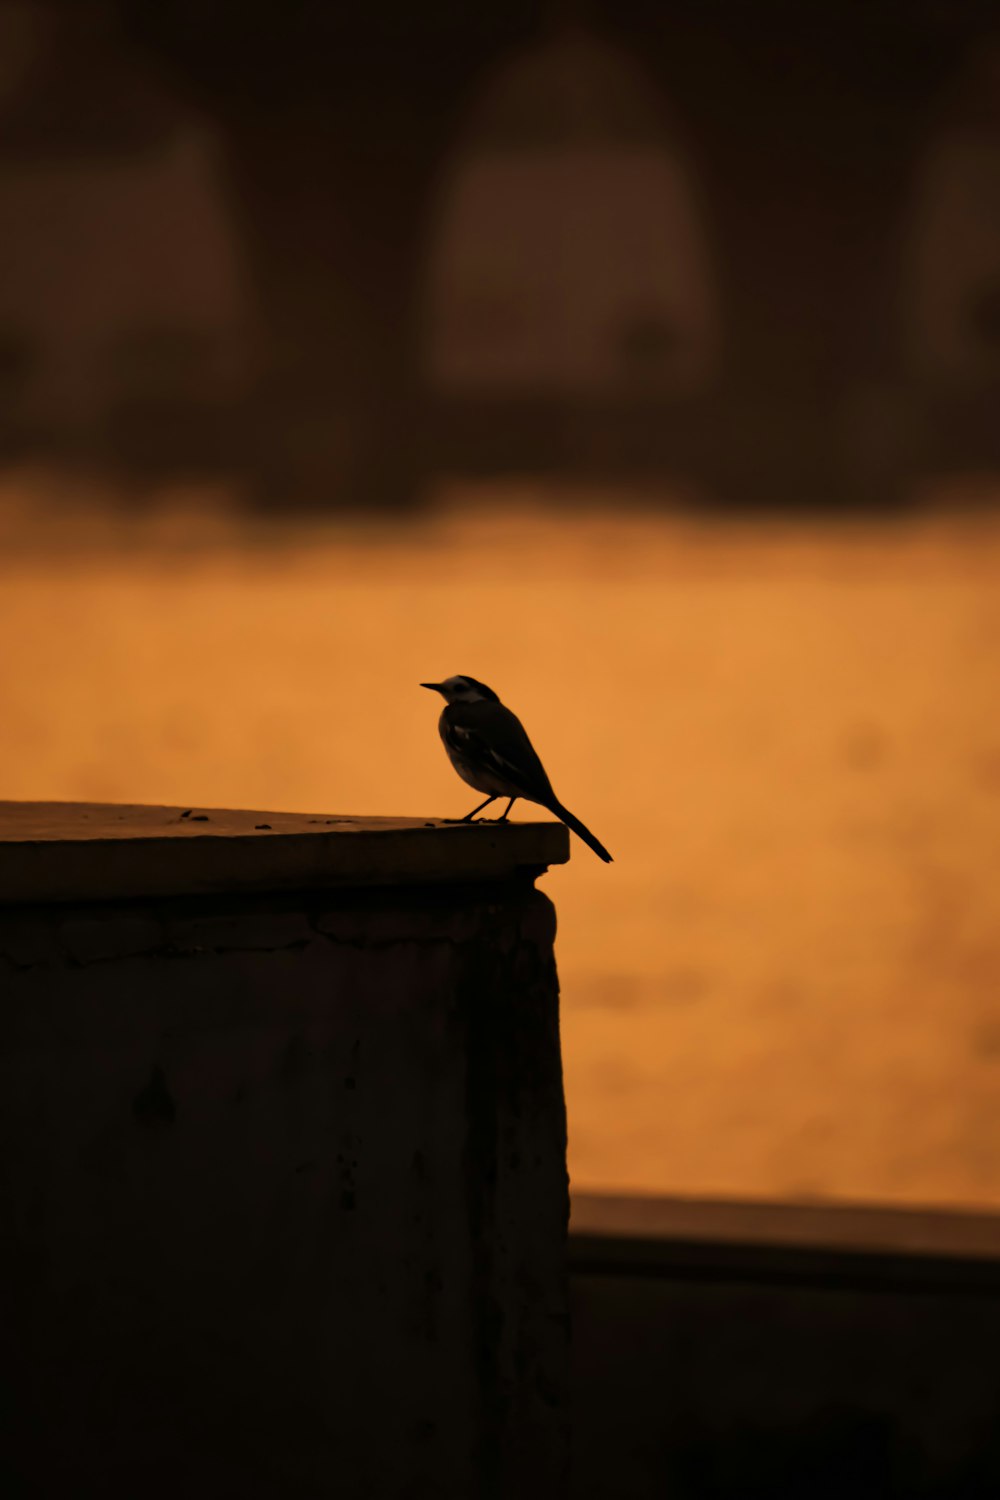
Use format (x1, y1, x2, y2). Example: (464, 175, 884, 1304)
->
(420, 682, 443, 693)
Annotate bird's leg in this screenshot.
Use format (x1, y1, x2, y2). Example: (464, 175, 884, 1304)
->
(462, 795, 496, 822)
(497, 797, 517, 823)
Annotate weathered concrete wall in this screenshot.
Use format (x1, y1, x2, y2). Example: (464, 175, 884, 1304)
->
(0, 876, 569, 1498)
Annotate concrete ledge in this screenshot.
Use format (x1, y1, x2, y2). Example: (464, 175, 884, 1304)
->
(571, 1190, 1000, 1262)
(0, 801, 570, 904)
(570, 1191, 1000, 1292)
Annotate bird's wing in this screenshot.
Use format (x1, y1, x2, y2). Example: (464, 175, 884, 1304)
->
(444, 700, 556, 804)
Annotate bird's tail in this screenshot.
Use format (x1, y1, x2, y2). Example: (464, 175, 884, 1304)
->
(549, 801, 613, 864)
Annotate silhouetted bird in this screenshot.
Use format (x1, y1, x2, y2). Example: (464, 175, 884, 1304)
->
(420, 675, 613, 863)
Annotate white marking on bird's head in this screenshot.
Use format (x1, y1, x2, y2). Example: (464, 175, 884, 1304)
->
(420, 675, 500, 705)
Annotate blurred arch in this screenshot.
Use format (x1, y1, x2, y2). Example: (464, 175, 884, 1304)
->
(420, 23, 719, 475)
(904, 35, 1000, 387)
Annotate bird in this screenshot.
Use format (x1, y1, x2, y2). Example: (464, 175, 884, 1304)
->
(420, 675, 613, 863)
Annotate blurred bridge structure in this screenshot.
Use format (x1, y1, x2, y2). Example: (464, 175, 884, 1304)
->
(1, 0, 998, 508)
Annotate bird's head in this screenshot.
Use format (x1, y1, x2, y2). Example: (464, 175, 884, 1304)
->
(420, 675, 500, 706)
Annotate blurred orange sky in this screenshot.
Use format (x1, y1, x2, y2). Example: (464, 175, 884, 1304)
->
(3, 476, 1000, 1211)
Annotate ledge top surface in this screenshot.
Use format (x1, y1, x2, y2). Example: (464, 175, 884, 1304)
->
(0, 801, 570, 904)
(570, 1191, 1000, 1266)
